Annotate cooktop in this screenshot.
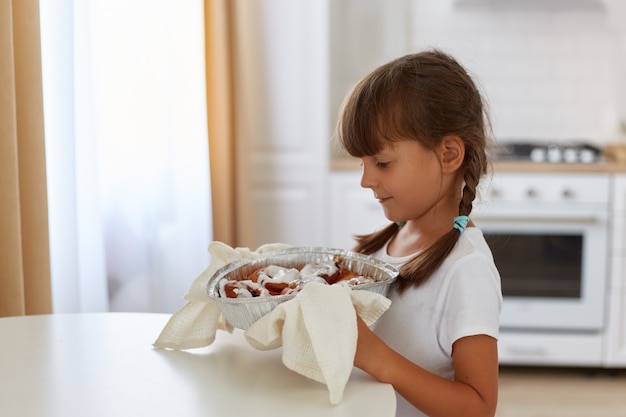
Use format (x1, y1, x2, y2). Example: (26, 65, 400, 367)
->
(493, 140, 603, 164)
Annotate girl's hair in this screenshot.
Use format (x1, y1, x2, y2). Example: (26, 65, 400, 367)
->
(337, 49, 492, 293)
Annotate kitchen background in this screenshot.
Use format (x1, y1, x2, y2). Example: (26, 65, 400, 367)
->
(228, 0, 626, 371)
(329, 0, 626, 153)
(232, 0, 626, 250)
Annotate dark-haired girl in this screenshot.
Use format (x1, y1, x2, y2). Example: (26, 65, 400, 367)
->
(338, 50, 503, 417)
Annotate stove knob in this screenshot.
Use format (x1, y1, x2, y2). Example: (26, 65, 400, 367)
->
(563, 148, 578, 163)
(530, 148, 546, 163)
(547, 146, 562, 163)
(562, 188, 574, 199)
(579, 149, 596, 163)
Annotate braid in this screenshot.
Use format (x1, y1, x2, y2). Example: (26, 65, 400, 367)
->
(396, 231, 459, 293)
(353, 223, 399, 255)
(460, 163, 480, 216)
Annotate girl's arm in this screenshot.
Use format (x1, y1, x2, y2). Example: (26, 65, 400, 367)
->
(354, 317, 498, 417)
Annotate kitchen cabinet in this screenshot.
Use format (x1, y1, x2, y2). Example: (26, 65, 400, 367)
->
(231, 0, 329, 249)
(605, 174, 626, 366)
(605, 290, 626, 367)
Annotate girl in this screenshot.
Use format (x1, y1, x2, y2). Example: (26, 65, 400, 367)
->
(338, 50, 503, 417)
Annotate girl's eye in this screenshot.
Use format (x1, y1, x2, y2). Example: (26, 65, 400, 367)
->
(376, 161, 390, 168)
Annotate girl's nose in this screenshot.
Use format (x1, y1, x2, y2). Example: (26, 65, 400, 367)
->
(360, 166, 375, 189)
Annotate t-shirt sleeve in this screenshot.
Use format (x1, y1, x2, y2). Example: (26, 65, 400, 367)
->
(442, 251, 503, 349)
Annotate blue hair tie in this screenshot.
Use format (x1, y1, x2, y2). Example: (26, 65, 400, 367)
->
(453, 215, 470, 233)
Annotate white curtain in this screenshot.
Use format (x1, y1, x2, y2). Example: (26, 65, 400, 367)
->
(40, 0, 212, 313)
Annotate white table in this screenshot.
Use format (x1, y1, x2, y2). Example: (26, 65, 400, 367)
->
(0, 313, 396, 417)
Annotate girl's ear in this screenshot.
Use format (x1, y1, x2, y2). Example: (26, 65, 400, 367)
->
(439, 135, 465, 173)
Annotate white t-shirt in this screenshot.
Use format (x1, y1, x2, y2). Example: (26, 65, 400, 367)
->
(371, 227, 502, 417)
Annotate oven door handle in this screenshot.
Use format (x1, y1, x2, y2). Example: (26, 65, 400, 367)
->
(472, 215, 602, 224)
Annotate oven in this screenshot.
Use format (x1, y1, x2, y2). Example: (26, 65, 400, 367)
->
(474, 171, 611, 334)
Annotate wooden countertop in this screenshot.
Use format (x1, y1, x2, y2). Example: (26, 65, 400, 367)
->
(331, 157, 626, 173)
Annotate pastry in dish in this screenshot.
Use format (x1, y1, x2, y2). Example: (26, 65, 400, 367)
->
(217, 256, 375, 298)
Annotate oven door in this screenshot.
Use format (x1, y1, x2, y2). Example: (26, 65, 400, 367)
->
(475, 209, 609, 332)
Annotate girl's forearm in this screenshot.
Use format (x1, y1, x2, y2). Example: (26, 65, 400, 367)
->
(363, 346, 495, 417)
(354, 322, 497, 417)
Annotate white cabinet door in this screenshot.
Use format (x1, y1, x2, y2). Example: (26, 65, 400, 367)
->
(328, 171, 388, 250)
(232, 0, 329, 249)
(605, 291, 626, 367)
(605, 174, 626, 366)
(240, 176, 328, 248)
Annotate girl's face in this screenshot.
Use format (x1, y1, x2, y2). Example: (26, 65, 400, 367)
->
(360, 140, 460, 226)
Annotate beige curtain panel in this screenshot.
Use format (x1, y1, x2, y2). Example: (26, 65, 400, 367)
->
(205, 0, 237, 247)
(0, 0, 52, 316)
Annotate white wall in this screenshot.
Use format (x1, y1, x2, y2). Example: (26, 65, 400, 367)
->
(410, 0, 626, 144)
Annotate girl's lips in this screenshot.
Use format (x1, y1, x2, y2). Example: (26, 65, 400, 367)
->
(377, 196, 390, 203)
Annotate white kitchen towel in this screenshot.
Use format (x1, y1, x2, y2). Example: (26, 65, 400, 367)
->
(154, 241, 290, 350)
(244, 281, 391, 405)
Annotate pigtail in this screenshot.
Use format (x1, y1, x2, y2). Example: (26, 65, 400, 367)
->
(396, 230, 460, 293)
(352, 221, 462, 294)
(353, 222, 399, 255)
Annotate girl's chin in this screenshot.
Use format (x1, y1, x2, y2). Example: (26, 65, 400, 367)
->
(382, 212, 403, 223)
